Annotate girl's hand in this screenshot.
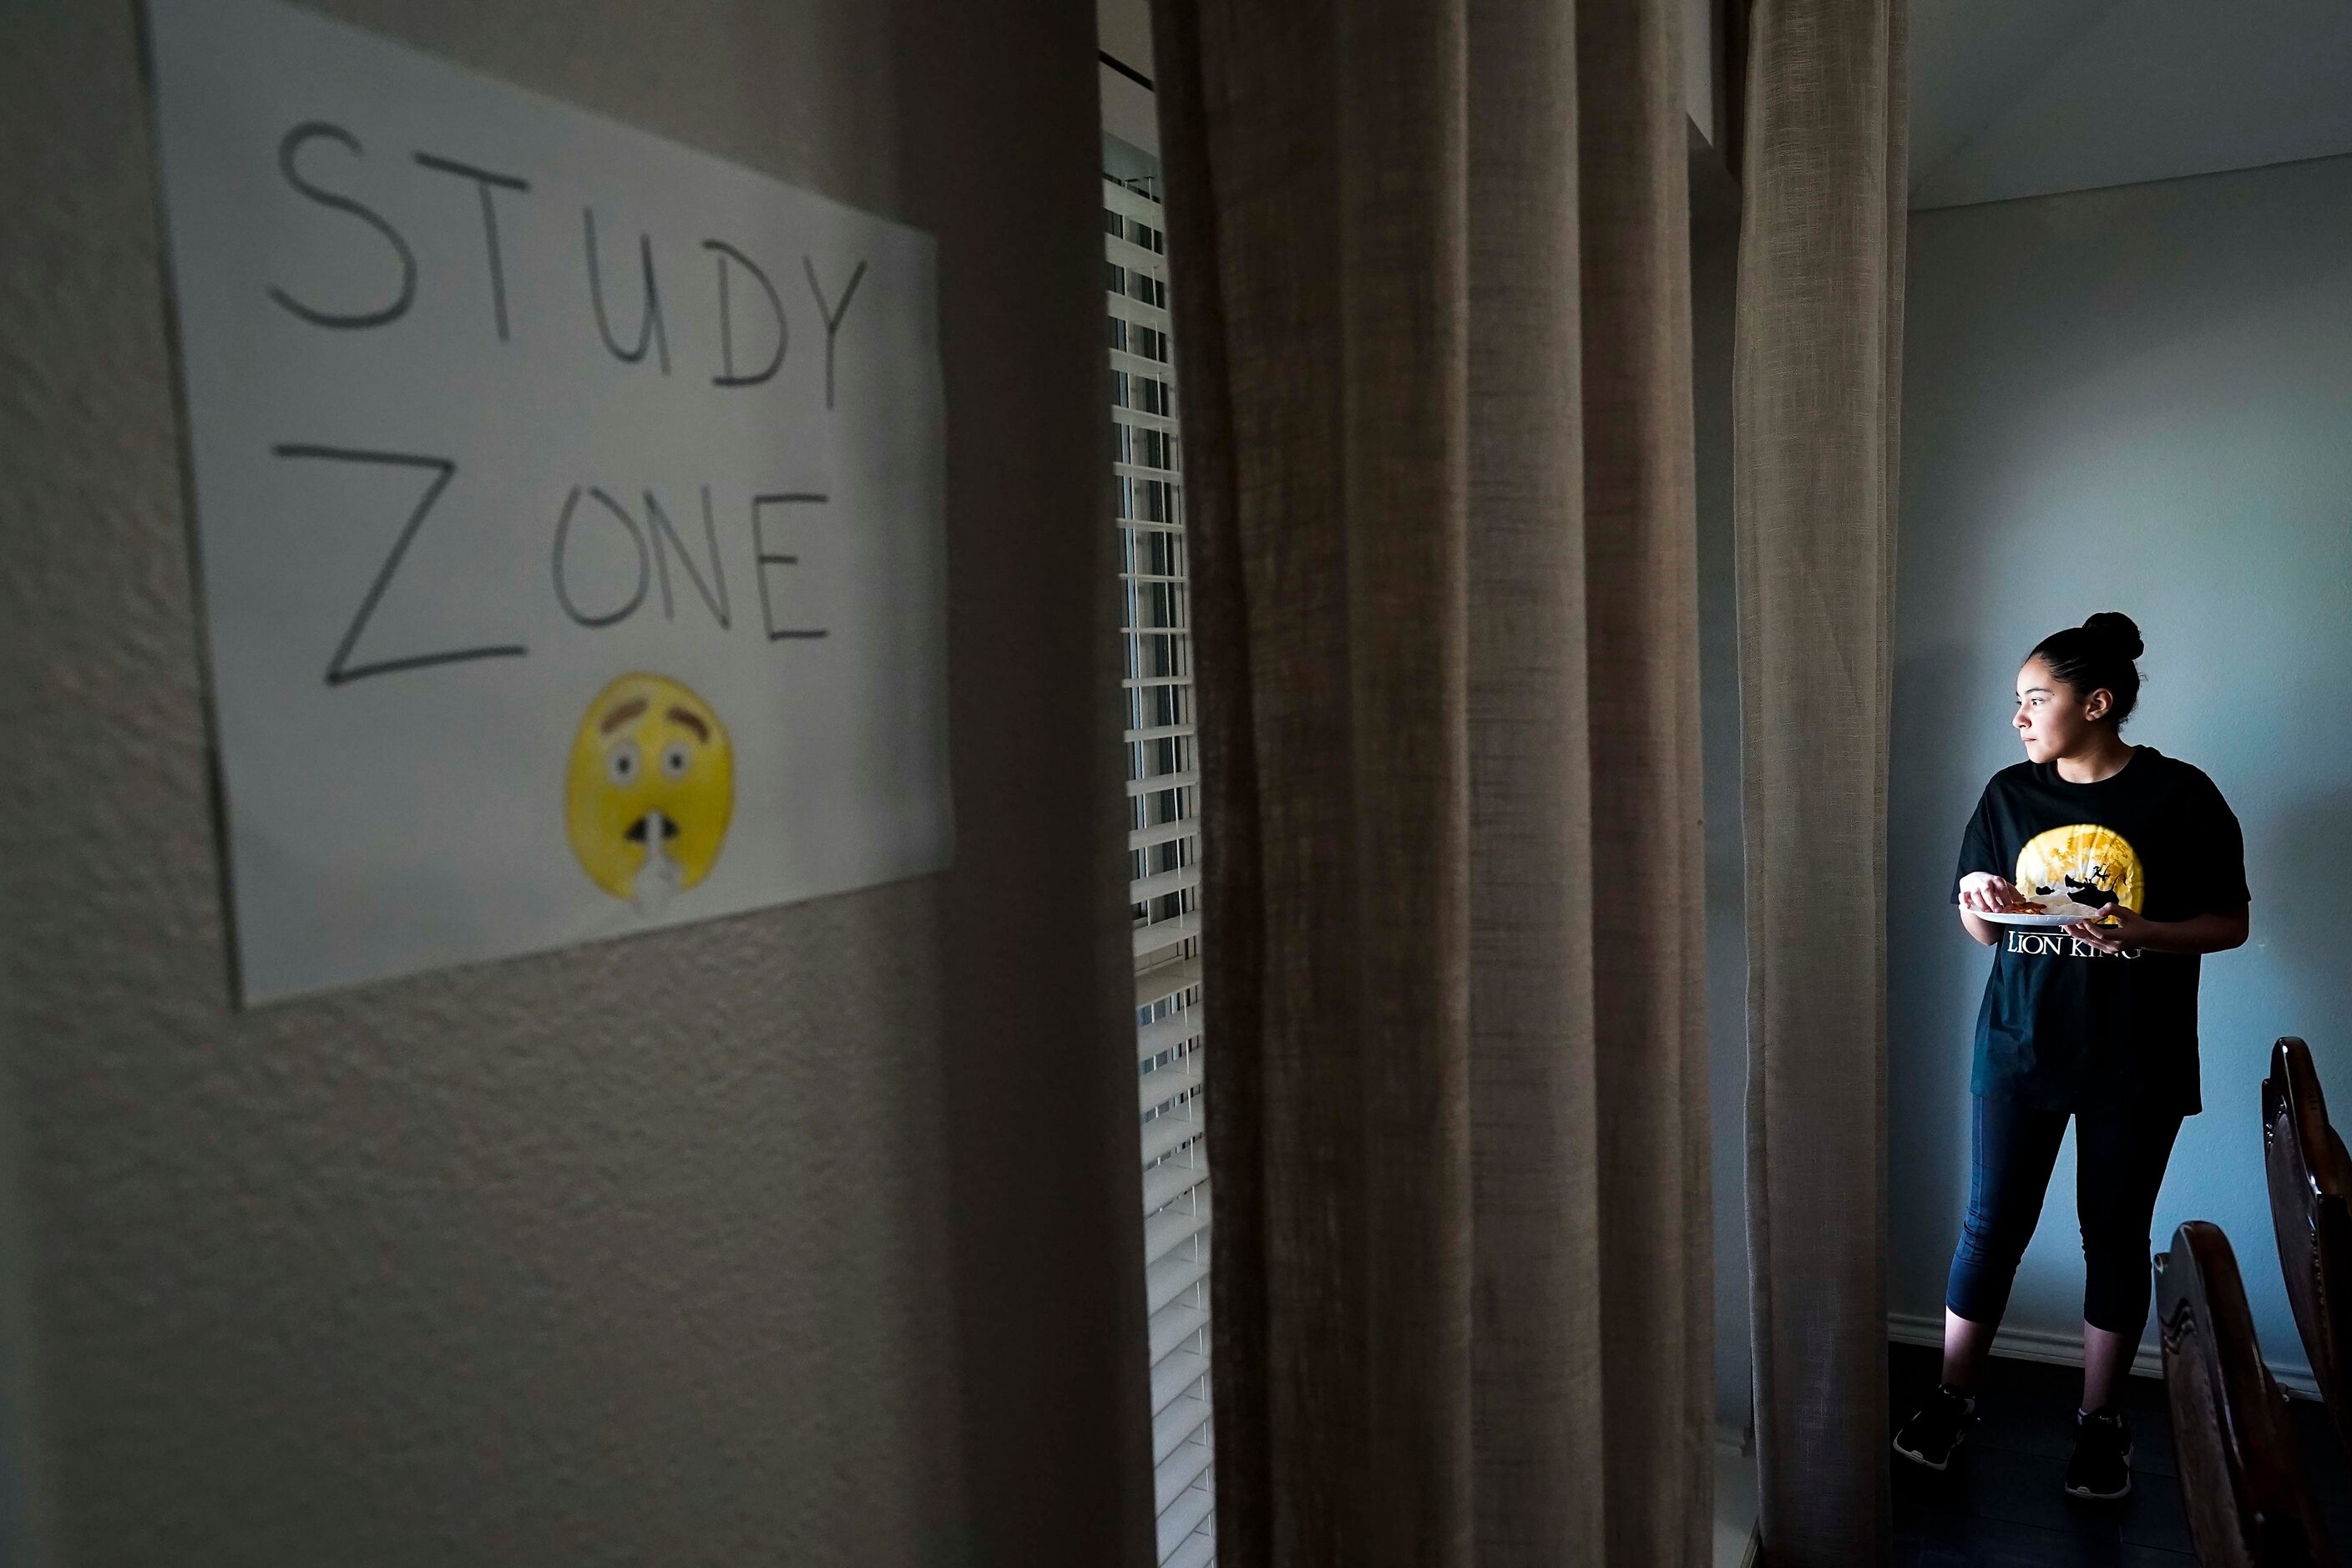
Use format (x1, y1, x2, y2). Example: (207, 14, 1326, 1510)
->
(1958, 873, 2024, 913)
(2066, 903, 2153, 954)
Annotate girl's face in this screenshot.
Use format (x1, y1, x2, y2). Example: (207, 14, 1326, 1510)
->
(2014, 656, 2112, 762)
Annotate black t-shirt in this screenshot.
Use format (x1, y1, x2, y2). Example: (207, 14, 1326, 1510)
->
(1954, 747, 2248, 1115)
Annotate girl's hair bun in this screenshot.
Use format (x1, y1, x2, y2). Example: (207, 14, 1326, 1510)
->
(2081, 611, 2144, 661)
(2033, 613, 2147, 726)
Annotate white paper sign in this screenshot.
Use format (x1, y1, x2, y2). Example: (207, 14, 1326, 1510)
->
(144, 0, 952, 1003)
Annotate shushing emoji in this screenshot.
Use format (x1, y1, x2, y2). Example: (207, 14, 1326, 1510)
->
(564, 673, 734, 914)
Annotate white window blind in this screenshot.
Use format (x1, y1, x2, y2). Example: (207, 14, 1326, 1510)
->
(1107, 170, 1215, 1568)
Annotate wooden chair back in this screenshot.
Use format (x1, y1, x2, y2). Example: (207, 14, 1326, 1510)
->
(2263, 1034, 2352, 1453)
(2157, 1220, 2334, 1566)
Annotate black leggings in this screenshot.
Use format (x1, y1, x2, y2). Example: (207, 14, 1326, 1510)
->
(1944, 1094, 2184, 1337)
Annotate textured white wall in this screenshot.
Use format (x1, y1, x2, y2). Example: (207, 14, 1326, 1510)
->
(0, 4, 1153, 1565)
(1890, 153, 2352, 1386)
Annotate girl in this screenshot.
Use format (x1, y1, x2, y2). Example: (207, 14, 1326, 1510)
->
(1893, 612, 2250, 1501)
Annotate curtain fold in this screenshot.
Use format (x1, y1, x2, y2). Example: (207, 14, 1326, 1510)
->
(1734, 0, 1909, 1562)
(1151, 0, 1711, 1560)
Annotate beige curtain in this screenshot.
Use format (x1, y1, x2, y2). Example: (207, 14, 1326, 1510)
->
(1734, 0, 1908, 1562)
(1150, 0, 1711, 1561)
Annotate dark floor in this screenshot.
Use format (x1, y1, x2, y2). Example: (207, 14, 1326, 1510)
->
(1889, 1341, 2352, 1565)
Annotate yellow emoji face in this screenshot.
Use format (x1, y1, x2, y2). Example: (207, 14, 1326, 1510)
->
(564, 674, 734, 907)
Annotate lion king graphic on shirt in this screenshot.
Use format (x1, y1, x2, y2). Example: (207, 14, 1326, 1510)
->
(1955, 748, 2248, 1114)
(2016, 824, 2145, 914)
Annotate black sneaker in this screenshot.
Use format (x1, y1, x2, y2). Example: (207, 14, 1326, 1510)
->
(1894, 1383, 1975, 1470)
(2065, 1407, 2133, 1500)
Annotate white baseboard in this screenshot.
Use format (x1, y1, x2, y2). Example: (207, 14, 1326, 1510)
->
(1886, 1311, 2320, 1401)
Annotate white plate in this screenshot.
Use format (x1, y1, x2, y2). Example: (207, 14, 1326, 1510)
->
(1976, 908, 2115, 928)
